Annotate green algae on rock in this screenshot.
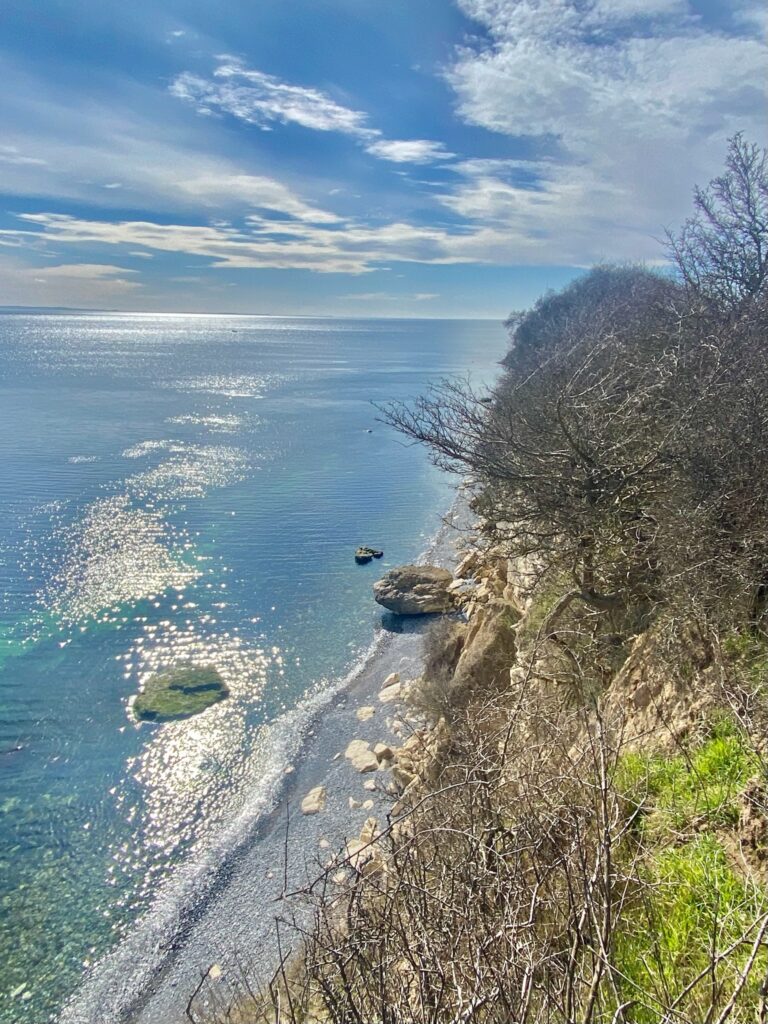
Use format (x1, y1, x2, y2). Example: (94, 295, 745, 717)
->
(132, 666, 229, 722)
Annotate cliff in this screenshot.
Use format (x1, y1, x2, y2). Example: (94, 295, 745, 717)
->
(190, 515, 768, 1024)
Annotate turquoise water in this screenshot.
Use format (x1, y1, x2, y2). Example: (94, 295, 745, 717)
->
(0, 312, 504, 1022)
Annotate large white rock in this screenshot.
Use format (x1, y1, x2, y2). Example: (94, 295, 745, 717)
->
(344, 739, 380, 773)
(300, 785, 327, 815)
(379, 680, 402, 703)
(373, 564, 454, 615)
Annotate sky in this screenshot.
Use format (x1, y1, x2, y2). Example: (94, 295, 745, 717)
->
(0, 0, 765, 317)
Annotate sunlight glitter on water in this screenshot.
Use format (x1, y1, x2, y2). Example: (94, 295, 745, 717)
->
(112, 623, 279, 905)
(168, 373, 293, 398)
(39, 496, 200, 625)
(165, 413, 248, 433)
(125, 443, 251, 501)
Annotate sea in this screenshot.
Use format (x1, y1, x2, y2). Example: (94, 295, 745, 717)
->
(0, 312, 505, 1022)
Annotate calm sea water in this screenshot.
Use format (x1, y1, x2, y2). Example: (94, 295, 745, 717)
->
(0, 312, 504, 1022)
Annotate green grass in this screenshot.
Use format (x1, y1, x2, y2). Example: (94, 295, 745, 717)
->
(611, 718, 767, 1020)
(723, 629, 768, 695)
(615, 717, 759, 834)
(615, 834, 767, 1021)
(132, 665, 229, 722)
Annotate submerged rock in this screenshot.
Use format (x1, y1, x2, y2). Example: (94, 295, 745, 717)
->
(355, 546, 384, 564)
(132, 665, 229, 723)
(373, 564, 454, 614)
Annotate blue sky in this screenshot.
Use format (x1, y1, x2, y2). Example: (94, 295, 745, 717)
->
(0, 0, 765, 316)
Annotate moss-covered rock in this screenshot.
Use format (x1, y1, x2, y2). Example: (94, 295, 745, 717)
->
(132, 666, 229, 723)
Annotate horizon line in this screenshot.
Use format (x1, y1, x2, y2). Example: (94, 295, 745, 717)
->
(0, 304, 505, 322)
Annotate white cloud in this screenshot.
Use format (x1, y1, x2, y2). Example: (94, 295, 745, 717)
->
(171, 62, 374, 137)
(0, 257, 141, 307)
(178, 173, 340, 223)
(341, 290, 441, 302)
(365, 139, 454, 163)
(13, 210, 482, 275)
(444, 0, 768, 254)
(39, 262, 138, 280)
(171, 60, 457, 167)
(0, 145, 47, 166)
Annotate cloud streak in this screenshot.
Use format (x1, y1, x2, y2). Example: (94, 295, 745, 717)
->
(171, 59, 452, 166)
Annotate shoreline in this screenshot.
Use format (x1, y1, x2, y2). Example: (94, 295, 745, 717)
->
(59, 497, 471, 1024)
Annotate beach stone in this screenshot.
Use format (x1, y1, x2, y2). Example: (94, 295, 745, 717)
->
(360, 816, 379, 844)
(379, 680, 402, 703)
(319, 838, 330, 849)
(374, 742, 395, 761)
(383, 672, 400, 687)
(344, 739, 380, 773)
(362, 799, 374, 810)
(300, 785, 326, 815)
(373, 565, 454, 615)
(349, 797, 362, 809)
(356, 705, 375, 722)
(363, 779, 377, 791)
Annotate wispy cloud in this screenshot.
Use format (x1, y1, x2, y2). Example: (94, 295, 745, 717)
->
(37, 262, 138, 280)
(171, 59, 453, 165)
(342, 290, 440, 302)
(0, 144, 47, 167)
(0, 257, 141, 307)
(171, 61, 373, 136)
(444, 0, 767, 250)
(14, 211, 474, 274)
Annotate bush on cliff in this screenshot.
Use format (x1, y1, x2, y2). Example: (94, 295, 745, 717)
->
(381, 135, 768, 648)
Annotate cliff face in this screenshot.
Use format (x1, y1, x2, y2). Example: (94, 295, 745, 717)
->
(195, 519, 768, 1024)
(277, 520, 768, 1024)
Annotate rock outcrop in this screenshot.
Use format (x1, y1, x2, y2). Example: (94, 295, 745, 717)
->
(373, 564, 454, 615)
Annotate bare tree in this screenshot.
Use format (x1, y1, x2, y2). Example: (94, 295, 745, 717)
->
(667, 134, 768, 311)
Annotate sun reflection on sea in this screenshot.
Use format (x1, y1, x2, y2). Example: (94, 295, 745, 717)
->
(110, 620, 280, 909)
